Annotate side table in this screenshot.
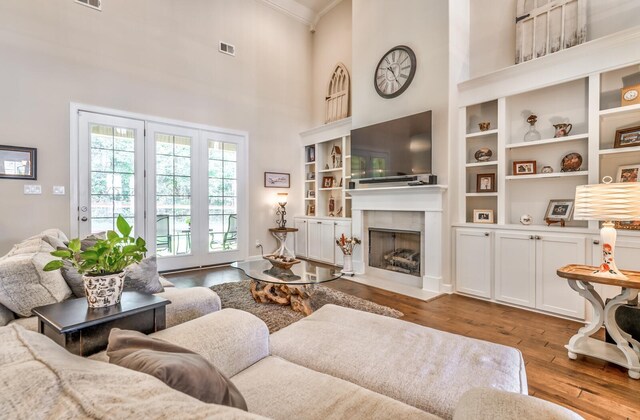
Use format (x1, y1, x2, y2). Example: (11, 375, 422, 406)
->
(557, 264, 640, 379)
(268, 227, 298, 258)
(31, 291, 170, 356)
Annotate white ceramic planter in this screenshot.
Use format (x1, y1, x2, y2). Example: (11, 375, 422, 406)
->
(82, 272, 125, 308)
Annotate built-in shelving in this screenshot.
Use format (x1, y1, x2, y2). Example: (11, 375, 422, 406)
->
(505, 133, 588, 149)
(466, 192, 498, 197)
(505, 171, 589, 180)
(319, 167, 343, 173)
(599, 102, 640, 117)
(465, 161, 497, 168)
(466, 128, 499, 138)
(599, 146, 640, 156)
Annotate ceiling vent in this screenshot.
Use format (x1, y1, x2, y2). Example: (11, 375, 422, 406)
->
(75, 0, 101, 11)
(219, 42, 236, 57)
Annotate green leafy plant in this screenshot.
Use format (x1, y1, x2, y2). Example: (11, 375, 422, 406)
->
(43, 215, 147, 276)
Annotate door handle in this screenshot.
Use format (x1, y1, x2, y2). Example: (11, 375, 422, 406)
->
(593, 240, 600, 245)
(81, 216, 88, 222)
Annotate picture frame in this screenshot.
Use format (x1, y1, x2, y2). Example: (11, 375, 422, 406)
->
(476, 173, 496, 193)
(322, 176, 334, 189)
(616, 164, 640, 183)
(473, 209, 494, 224)
(306, 172, 315, 180)
(307, 190, 315, 198)
(264, 172, 290, 188)
(0, 145, 37, 180)
(306, 204, 315, 216)
(544, 199, 574, 221)
(615, 221, 640, 231)
(614, 126, 640, 149)
(513, 160, 537, 176)
(306, 146, 315, 163)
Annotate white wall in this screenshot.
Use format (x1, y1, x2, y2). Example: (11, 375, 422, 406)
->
(469, 0, 640, 78)
(311, 0, 352, 126)
(0, 0, 312, 255)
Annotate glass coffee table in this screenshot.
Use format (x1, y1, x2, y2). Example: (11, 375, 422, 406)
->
(231, 259, 343, 315)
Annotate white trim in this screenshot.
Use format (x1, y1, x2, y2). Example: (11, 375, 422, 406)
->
(299, 117, 352, 146)
(312, 0, 344, 28)
(259, 0, 316, 25)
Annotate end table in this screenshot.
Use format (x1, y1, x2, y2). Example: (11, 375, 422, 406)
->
(32, 291, 170, 356)
(268, 227, 298, 258)
(557, 264, 640, 379)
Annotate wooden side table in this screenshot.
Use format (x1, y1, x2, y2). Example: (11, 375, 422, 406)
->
(268, 227, 298, 258)
(557, 264, 640, 379)
(32, 292, 170, 356)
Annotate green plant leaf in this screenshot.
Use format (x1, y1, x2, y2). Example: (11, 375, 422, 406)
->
(68, 238, 81, 253)
(43, 260, 64, 272)
(136, 237, 146, 247)
(50, 249, 72, 258)
(116, 215, 132, 237)
(107, 230, 119, 241)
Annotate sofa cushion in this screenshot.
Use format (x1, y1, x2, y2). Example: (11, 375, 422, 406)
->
(0, 252, 72, 317)
(28, 228, 69, 243)
(6, 237, 54, 257)
(156, 286, 222, 328)
(232, 356, 440, 420)
(0, 302, 14, 327)
(8, 316, 38, 332)
(453, 388, 583, 420)
(160, 276, 175, 288)
(0, 324, 263, 419)
(270, 304, 527, 420)
(107, 328, 247, 410)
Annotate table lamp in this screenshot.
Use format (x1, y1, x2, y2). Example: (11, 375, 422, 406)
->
(275, 192, 288, 229)
(574, 177, 640, 280)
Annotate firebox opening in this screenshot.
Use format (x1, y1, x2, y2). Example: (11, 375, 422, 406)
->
(368, 228, 421, 277)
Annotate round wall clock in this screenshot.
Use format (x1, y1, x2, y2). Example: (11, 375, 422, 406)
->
(374, 45, 416, 99)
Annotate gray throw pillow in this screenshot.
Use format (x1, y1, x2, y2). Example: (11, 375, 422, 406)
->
(61, 261, 85, 299)
(107, 329, 248, 410)
(124, 256, 164, 294)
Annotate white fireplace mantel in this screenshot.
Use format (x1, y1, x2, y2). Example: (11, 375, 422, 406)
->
(349, 185, 448, 297)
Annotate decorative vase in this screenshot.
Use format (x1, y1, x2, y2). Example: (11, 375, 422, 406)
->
(342, 254, 354, 274)
(82, 272, 125, 308)
(523, 114, 541, 142)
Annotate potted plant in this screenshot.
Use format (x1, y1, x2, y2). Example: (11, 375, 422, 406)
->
(44, 215, 147, 308)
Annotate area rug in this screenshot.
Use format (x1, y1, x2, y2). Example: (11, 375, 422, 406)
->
(211, 280, 403, 333)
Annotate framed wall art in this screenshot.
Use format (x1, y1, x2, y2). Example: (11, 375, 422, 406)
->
(473, 209, 494, 224)
(513, 160, 537, 176)
(545, 199, 574, 222)
(322, 176, 335, 189)
(264, 172, 290, 188)
(0, 145, 37, 180)
(617, 164, 639, 183)
(614, 126, 640, 149)
(476, 173, 496, 193)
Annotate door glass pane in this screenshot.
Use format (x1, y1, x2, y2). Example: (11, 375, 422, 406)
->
(209, 140, 237, 251)
(156, 134, 192, 256)
(89, 124, 135, 233)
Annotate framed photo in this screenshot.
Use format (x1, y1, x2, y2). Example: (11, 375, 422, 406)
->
(473, 209, 494, 224)
(306, 172, 315, 180)
(615, 221, 640, 231)
(513, 160, 537, 176)
(0, 145, 37, 180)
(545, 199, 574, 221)
(616, 164, 640, 183)
(306, 204, 315, 216)
(476, 173, 496, 193)
(264, 172, 290, 188)
(307, 190, 315, 198)
(306, 146, 315, 163)
(322, 176, 334, 189)
(614, 126, 640, 149)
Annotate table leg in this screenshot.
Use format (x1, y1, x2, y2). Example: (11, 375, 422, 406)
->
(566, 280, 604, 359)
(249, 280, 313, 315)
(604, 287, 640, 379)
(270, 231, 295, 259)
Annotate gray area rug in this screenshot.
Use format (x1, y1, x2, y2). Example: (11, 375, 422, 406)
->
(211, 280, 403, 333)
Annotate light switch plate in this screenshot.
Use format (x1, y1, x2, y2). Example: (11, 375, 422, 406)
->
(24, 184, 42, 195)
(53, 186, 65, 195)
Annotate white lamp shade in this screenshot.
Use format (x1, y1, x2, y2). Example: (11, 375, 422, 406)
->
(574, 182, 640, 221)
(276, 192, 288, 205)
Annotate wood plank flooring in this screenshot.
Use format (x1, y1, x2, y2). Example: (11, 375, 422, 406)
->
(166, 267, 639, 420)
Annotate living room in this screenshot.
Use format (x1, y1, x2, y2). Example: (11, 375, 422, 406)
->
(1, 0, 640, 418)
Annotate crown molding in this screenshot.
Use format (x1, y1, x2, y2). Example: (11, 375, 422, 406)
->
(259, 0, 316, 26)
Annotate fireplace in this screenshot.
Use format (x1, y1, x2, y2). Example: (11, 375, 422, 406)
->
(368, 228, 421, 277)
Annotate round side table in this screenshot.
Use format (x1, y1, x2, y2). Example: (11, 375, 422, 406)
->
(268, 227, 298, 258)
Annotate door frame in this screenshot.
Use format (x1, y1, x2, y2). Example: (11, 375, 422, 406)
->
(69, 103, 250, 266)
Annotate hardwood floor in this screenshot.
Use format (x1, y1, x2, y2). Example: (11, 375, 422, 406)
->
(166, 266, 639, 420)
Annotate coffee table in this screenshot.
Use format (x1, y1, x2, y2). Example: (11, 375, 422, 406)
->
(32, 291, 170, 356)
(232, 259, 342, 315)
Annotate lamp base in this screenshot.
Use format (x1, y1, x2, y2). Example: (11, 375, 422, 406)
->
(593, 222, 628, 280)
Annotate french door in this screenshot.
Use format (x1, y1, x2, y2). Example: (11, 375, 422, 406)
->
(75, 109, 246, 271)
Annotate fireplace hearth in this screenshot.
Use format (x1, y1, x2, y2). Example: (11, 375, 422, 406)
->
(369, 228, 421, 277)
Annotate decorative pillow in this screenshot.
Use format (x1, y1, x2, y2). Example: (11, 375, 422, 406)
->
(27, 228, 69, 243)
(81, 232, 106, 250)
(124, 256, 164, 294)
(41, 235, 67, 250)
(6, 238, 54, 257)
(60, 261, 85, 298)
(0, 253, 72, 317)
(107, 328, 248, 410)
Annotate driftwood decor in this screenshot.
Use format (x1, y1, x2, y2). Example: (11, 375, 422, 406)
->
(325, 63, 350, 124)
(515, 0, 586, 64)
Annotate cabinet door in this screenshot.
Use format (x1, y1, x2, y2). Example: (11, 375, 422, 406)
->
(319, 221, 336, 264)
(294, 218, 308, 257)
(495, 231, 536, 308)
(536, 234, 586, 319)
(455, 229, 492, 298)
(307, 220, 323, 261)
(333, 220, 352, 267)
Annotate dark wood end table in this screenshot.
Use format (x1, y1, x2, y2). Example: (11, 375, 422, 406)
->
(31, 291, 170, 356)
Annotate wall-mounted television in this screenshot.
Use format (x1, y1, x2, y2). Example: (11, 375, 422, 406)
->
(350, 111, 432, 181)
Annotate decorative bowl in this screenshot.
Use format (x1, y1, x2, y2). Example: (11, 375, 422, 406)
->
(561, 153, 582, 172)
(474, 148, 493, 162)
(263, 254, 301, 270)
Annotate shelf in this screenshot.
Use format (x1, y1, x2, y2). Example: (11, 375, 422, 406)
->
(599, 146, 640, 156)
(319, 168, 343, 173)
(345, 196, 352, 200)
(466, 129, 498, 138)
(319, 187, 342, 191)
(505, 134, 588, 149)
(345, 155, 351, 159)
(599, 103, 640, 118)
(305, 180, 316, 183)
(505, 170, 588, 180)
(452, 222, 594, 235)
(465, 161, 498, 168)
(345, 175, 352, 179)
(305, 198, 316, 201)
(305, 161, 316, 166)
(466, 192, 498, 197)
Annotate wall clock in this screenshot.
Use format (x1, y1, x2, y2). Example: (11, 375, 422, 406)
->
(374, 45, 416, 99)
(621, 83, 640, 106)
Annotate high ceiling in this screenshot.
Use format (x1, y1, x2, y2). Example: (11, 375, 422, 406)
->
(260, 0, 342, 27)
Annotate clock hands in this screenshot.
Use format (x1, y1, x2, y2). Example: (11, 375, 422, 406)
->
(386, 66, 400, 83)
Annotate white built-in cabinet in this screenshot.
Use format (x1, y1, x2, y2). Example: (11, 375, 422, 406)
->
(455, 229, 492, 298)
(294, 218, 308, 258)
(295, 217, 351, 266)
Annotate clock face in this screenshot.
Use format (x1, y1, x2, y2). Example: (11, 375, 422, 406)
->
(374, 45, 416, 99)
(623, 89, 638, 101)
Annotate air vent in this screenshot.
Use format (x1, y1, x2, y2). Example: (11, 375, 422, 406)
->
(219, 42, 236, 57)
(75, 0, 101, 11)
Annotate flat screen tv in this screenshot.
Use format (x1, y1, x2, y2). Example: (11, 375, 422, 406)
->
(350, 111, 432, 181)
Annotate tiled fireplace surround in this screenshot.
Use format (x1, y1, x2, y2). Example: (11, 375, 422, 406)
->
(349, 185, 447, 297)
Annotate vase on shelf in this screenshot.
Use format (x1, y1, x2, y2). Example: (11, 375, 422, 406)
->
(523, 114, 541, 142)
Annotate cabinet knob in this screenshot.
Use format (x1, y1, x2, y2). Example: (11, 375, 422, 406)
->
(535, 235, 542, 240)
(334, 222, 338, 225)
(317, 221, 322, 224)
(484, 232, 490, 237)
(593, 240, 600, 245)
(529, 235, 534, 240)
